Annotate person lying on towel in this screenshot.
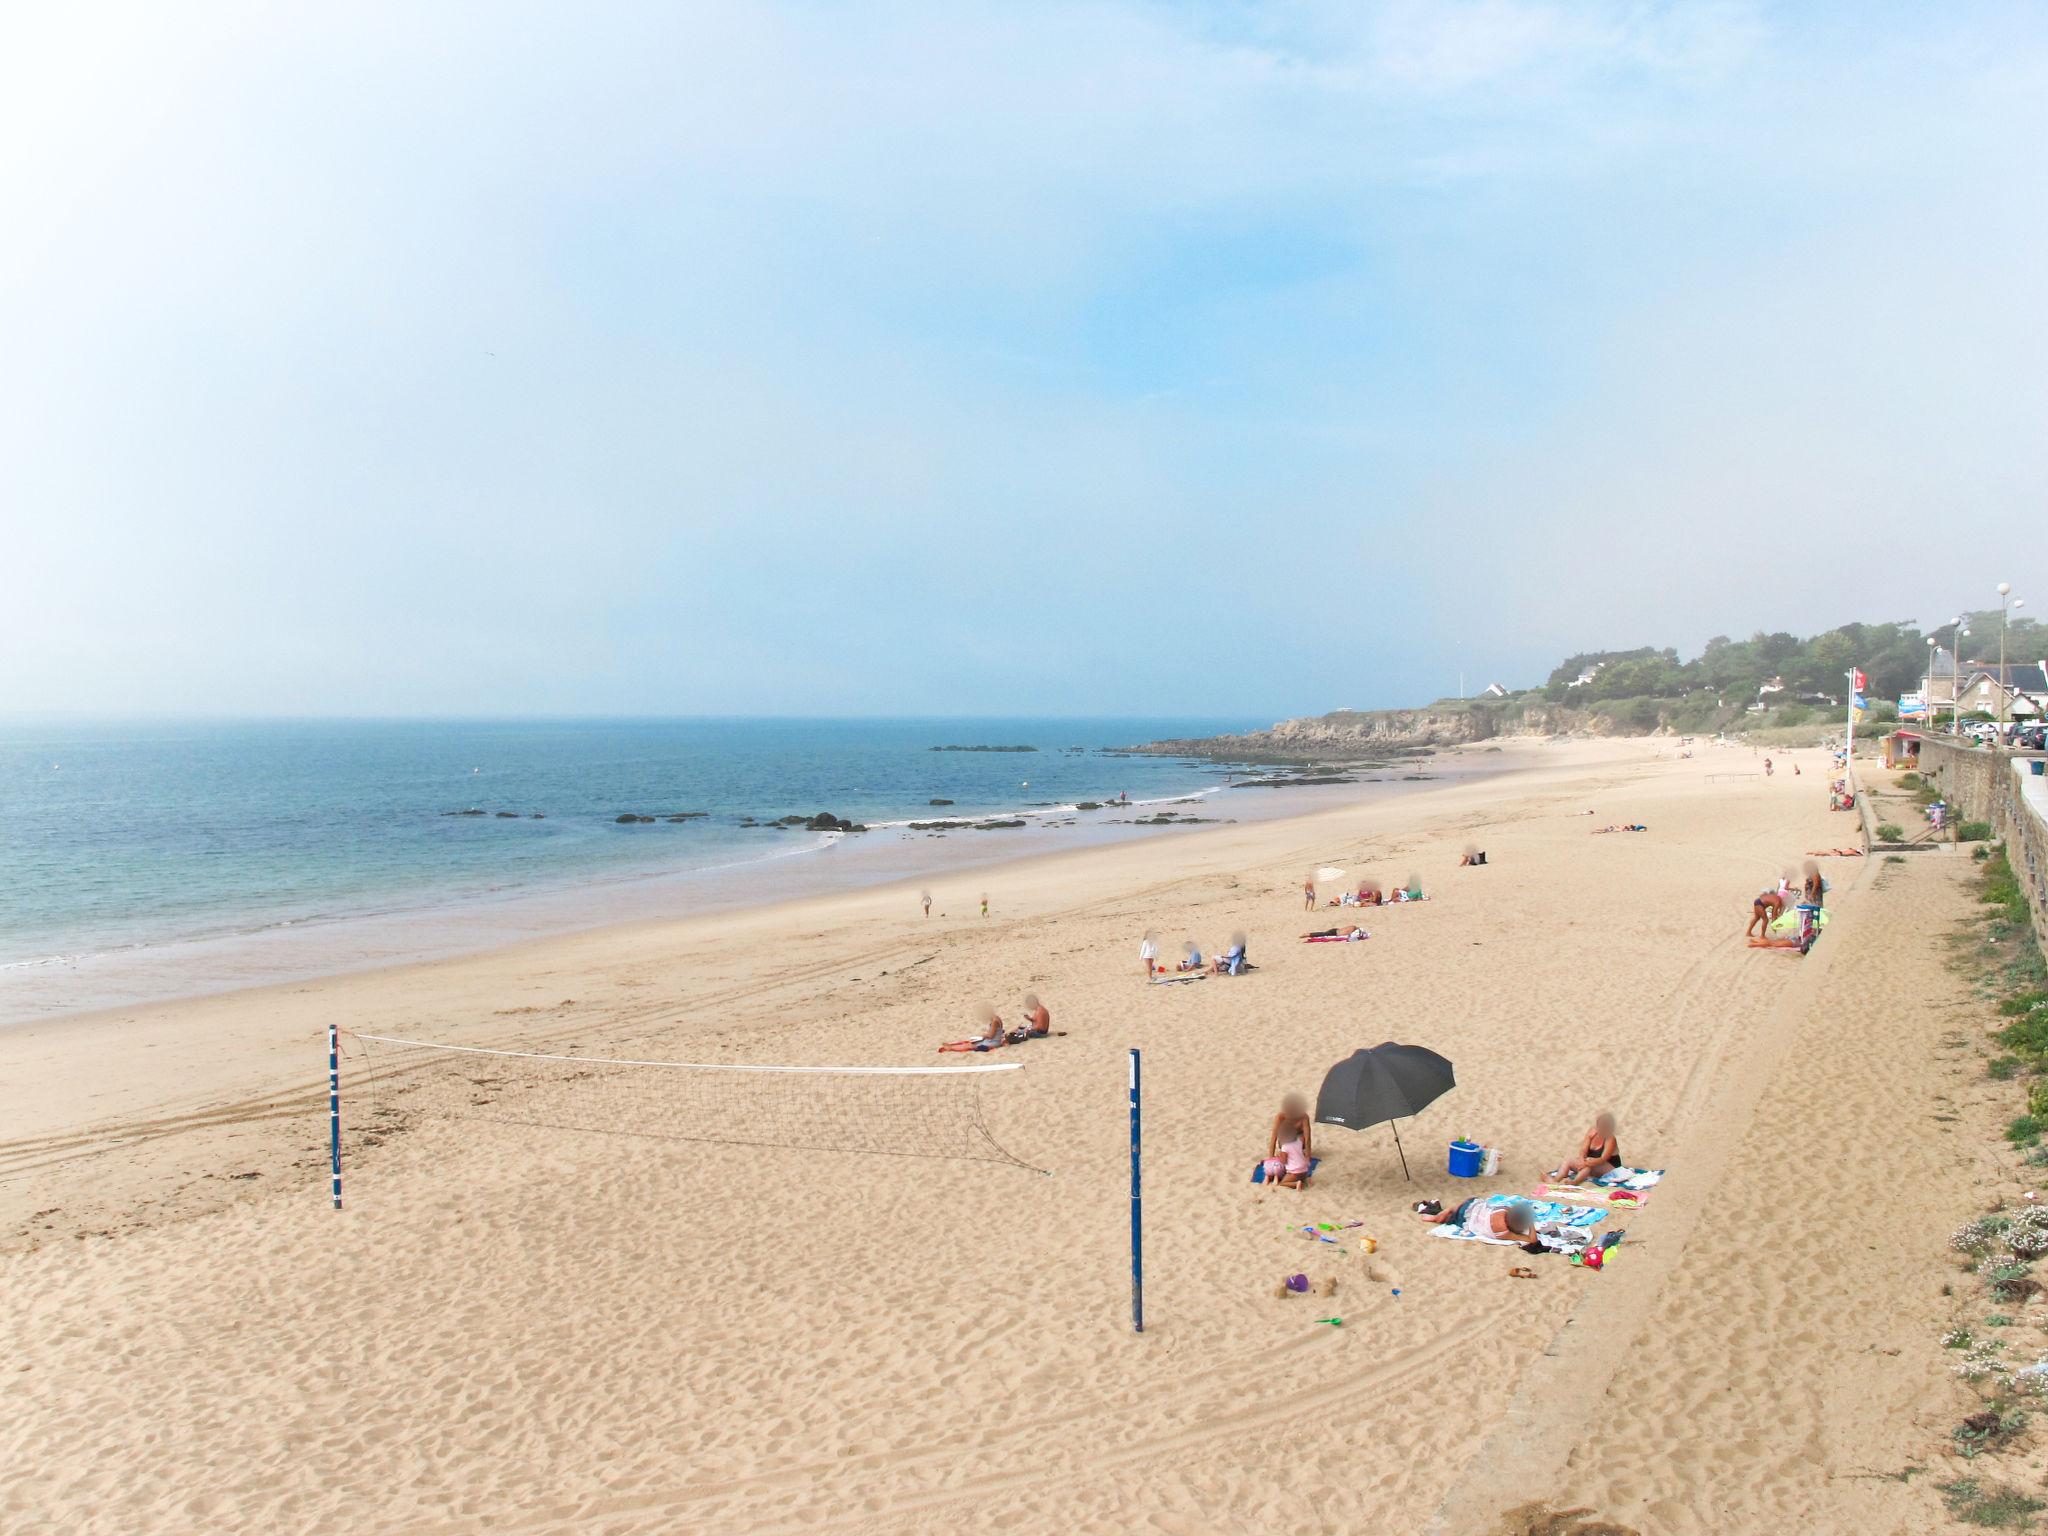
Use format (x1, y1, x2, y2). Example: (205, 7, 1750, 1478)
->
(1415, 1196, 1534, 1241)
(1301, 926, 1368, 941)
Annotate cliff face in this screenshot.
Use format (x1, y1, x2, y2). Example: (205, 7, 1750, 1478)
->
(1131, 702, 1597, 762)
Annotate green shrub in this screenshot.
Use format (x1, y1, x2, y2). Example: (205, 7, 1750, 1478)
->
(1885, 853, 1906, 864)
(1899, 771, 1924, 789)
(2029, 1080, 2048, 1120)
(1960, 820, 1995, 842)
(1876, 822, 1905, 843)
(1939, 1474, 2045, 1525)
(2006, 1115, 2044, 1146)
(1995, 1007, 2048, 1056)
(1989, 1057, 2022, 1080)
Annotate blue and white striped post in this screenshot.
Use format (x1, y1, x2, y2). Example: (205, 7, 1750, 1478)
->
(1128, 1047, 1143, 1334)
(328, 1023, 343, 1210)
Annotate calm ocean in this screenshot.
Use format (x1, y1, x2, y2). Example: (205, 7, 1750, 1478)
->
(0, 717, 1286, 1023)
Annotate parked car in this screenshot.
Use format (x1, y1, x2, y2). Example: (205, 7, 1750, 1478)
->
(2016, 724, 2047, 751)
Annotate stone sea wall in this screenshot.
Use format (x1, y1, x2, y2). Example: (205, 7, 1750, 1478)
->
(1921, 739, 2048, 953)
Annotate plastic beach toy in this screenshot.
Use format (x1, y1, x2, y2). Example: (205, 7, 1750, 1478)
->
(1314, 1317, 1343, 1327)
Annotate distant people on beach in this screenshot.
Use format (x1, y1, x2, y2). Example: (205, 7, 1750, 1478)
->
(1549, 1113, 1621, 1185)
(1459, 848, 1487, 866)
(1303, 876, 1318, 911)
(1214, 933, 1251, 975)
(921, 890, 932, 919)
(1139, 931, 1159, 978)
(1263, 1093, 1315, 1190)
(1302, 925, 1369, 941)
(980, 894, 989, 919)
(1764, 757, 1773, 777)
(1179, 940, 1204, 972)
(1592, 823, 1647, 834)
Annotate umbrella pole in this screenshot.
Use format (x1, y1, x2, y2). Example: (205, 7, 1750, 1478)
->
(1392, 1119, 1411, 1181)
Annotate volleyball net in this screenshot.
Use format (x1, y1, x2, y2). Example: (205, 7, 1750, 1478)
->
(335, 1031, 1043, 1188)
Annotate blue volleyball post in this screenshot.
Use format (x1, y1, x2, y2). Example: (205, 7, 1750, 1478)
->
(328, 1023, 343, 1210)
(1128, 1047, 1143, 1334)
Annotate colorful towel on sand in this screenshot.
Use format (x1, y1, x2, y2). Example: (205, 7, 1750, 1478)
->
(1251, 1157, 1322, 1185)
(1536, 1183, 1649, 1205)
(1593, 1168, 1663, 1191)
(1150, 973, 1205, 985)
(1431, 1196, 1605, 1244)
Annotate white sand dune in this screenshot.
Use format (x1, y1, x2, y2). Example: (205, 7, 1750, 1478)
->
(0, 740, 1999, 1533)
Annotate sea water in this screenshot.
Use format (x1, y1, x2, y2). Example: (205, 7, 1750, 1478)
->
(1, 716, 1295, 1022)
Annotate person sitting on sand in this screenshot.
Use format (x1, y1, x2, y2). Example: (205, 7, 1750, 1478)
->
(1459, 848, 1487, 866)
(1011, 993, 1052, 1039)
(1416, 1196, 1536, 1242)
(1178, 940, 1204, 972)
(1550, 1112, 1621, 1185)
(939, 1004, 1009, 1053)
(1263, 1094, 1315, 1190)
(968, 1005, 1006, 1051)
(1213, 934, 1250, 975)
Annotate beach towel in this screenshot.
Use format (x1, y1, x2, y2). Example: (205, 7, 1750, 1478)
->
(1151, 973, 1205, 986)
(1431, 1196, 1604, 1245)
(1593, 1167, 1663, 1190)
(1251, 1157, 1322, 1185)
(1301, 934, 1369, 944)
(1536, 1183, 1649, 1206)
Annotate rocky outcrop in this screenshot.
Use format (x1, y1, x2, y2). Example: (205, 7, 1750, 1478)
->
(1129, 701, 1597, 763)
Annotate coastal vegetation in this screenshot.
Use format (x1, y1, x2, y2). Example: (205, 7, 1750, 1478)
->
(1134, 612, 2044, 762)
(1939, 839, 2048, 1498)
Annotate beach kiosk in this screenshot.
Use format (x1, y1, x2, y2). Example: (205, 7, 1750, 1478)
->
(1883, 730, 1922, 770)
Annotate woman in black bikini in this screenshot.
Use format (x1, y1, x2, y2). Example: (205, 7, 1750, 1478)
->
(1552, 1112, 1620, 1186)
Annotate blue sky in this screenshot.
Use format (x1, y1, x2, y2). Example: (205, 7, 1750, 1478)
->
(2, 1, 2043, 717)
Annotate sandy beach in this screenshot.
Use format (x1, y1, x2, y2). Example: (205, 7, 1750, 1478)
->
(0, 738, 2002, 1533)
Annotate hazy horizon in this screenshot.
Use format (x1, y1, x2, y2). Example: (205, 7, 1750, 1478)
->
(4, 2, 2044, 719)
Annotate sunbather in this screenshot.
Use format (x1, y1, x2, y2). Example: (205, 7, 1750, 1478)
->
(1301, 925, 1368, 941)
(1263, 1093, 1315, 1190)
(1550, 1112, 1620, 1185)
(967, 1004, 1006, 1051)
(938, 1004, 1008, 1053)
(1459, 847, 1487, 866)
(1010, 993, 1053, 1040)
(1416, 1196, 1535, 1241)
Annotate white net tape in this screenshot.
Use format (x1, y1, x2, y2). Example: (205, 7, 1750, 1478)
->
(346, 1032, 1044, 1172)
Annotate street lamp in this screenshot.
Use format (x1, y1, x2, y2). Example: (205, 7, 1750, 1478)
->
(1998, 583, 2027, 736)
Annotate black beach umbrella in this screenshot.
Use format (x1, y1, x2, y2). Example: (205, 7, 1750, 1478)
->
(1314, 1042, 1456, 1181)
